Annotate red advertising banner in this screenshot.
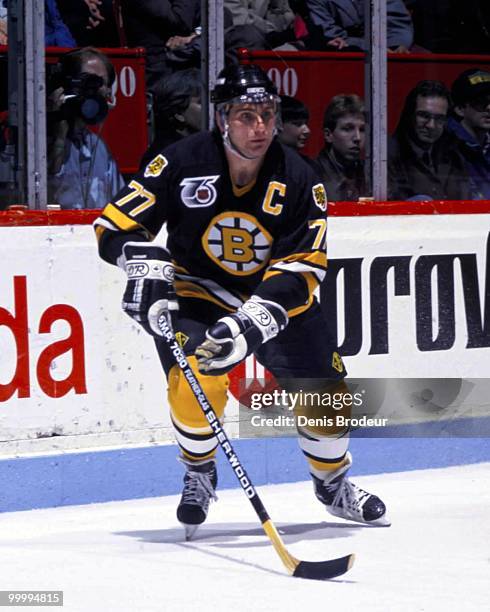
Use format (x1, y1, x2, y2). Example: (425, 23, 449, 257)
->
(240, 50, 490, 158)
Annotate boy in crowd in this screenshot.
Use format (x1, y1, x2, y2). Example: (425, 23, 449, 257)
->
(316, 94, 367, 201)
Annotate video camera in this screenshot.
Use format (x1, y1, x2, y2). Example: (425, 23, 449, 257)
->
(57, 72, 109, 125)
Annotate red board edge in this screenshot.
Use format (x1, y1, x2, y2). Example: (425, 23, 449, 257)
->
(1, 200, 490, 227)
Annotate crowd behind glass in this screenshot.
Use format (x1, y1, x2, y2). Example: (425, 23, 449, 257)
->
(0, 1, 489, 208)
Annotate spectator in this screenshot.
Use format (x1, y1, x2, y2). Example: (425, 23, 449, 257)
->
(47, 47, 124, 209)
(140, 68, 202, 169)
(225, 0, 300, 50)
(315, 94, 367, 201)
(163, 8, 284, 71)
(447, 69, 490, 200)
(121, 0, 200, 88)
(57, 1, 121, 47)
(304, 0, 413, 52)
(121, 2, 272, 85)
(388, 80, 470, 201)
(45, 0, 77, 47)
(278, 95, 311, 151)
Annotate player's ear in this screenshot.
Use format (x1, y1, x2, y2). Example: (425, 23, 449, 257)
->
(215, 110, 225, 133)
(324, 127, 333, 144)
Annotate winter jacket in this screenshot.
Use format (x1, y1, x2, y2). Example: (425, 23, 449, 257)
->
(122, 0, 199, 50)
(225, 0, 295, 34)
(316, 146, 367, 201)
(388, 132, 471, 201)
(45, 0, 76, 47)
(305, 0, 413, 50)
(447, 117, 490, 200)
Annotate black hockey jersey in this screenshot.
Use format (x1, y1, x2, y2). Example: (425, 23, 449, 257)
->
(94, 131, 328, 317)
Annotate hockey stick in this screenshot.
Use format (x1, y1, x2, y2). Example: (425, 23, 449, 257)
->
(158, 315, 355, 580)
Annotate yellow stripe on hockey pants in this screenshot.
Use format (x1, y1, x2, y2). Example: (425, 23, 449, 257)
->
(168, 356, 229, 461)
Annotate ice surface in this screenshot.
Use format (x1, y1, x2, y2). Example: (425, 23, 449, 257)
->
(0, 464, 488, 612)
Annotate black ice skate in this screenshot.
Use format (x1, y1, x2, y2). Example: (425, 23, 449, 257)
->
(177, 457, 218, 540)
(311, 453, 390, 526)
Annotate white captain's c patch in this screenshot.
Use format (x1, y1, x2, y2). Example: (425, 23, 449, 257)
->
(144, 154, 168, 178)
(180, 175, 219, 207)
(202, 212, 272, 276)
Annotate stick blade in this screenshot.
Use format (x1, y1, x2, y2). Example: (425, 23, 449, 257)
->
(292, 553, 355, 581)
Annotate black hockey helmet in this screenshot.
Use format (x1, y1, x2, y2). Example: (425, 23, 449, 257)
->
(210, 64, 279, 106)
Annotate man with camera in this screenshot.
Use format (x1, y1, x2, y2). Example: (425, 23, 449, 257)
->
(47, 47, 124, 209)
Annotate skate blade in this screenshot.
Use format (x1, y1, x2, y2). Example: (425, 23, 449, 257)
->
(327, 507, 391, 527)
(368, 514, 391, 527)
(181, 523, 199, 541)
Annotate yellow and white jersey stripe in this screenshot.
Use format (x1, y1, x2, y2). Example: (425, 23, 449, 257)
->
(267, 251, 327, 283)
(93, 131, 330, 318)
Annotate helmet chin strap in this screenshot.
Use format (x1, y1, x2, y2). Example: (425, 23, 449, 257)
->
(222, 118, 263, 161)
(219, 107, 278, 161)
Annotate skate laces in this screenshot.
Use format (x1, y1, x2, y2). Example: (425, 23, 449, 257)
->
(327, 477, 370, 514)
(182, 469, 218, 507)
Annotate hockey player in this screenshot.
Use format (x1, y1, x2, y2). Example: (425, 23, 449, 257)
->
(94, 64, 389, 538)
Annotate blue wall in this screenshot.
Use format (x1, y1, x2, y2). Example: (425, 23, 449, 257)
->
(1, 423, 489, 512)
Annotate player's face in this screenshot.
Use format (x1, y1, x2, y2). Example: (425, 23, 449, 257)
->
(226, 102, 277, 158)
(412, 95, 448, 145)
(279, 119, 311, 150)
(324, 113, 365, 161)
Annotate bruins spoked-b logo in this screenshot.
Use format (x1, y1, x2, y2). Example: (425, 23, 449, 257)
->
(180, 176, 219, 207)
(144, 154, 168, 178)
(202, 212, 272, 276)
(312, 183, 327, 212)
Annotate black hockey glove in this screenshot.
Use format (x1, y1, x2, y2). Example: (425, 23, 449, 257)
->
(121, 241, 178, 337)
(195, 297, 288, 375)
